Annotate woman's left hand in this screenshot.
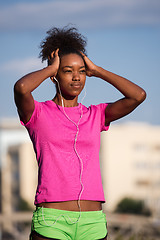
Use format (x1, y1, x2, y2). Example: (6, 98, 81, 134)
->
(81, 53, 98, 77)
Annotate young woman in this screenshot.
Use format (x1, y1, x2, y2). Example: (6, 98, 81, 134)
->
(14, 26, 146, 240)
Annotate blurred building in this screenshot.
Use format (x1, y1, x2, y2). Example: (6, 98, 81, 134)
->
(101, 122, 160, 217)
(0, 118, 37, 218)
(0, 119, 160, 220)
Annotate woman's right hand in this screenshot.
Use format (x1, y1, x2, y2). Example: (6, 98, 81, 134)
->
(48, 49, 60, 78)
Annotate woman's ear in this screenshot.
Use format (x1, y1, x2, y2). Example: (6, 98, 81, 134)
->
(50, 76, 55, 83)
(50, 76, 54, 81)
(50, 76, 58, 84)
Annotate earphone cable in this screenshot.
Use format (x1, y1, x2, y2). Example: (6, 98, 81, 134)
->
(41, 78, 86, 225)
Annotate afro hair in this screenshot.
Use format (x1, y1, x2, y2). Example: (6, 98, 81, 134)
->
(39, 25, 87, 63)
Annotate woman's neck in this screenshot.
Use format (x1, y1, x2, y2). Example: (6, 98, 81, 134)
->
(52, 94, 78, 107)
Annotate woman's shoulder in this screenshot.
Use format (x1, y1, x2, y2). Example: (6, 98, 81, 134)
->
(84, 102, 108, 110)
(35, 100, 56, 108)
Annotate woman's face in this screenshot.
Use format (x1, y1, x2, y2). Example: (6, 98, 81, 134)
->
(56, 53, 86, 98)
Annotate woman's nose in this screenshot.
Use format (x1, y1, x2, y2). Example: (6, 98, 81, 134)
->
(72, 72, 80, 81)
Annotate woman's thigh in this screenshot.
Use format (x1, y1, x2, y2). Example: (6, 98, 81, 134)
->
(31, 231, 108, 240)
(98, 235, 107, 240)
(30, 230, 60, 240)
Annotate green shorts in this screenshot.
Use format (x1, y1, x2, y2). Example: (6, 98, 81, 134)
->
(31, 207, 107, 240)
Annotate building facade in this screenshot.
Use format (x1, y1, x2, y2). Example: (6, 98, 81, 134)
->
(0, 118, 37, 217)
(101, 122, 160, 217)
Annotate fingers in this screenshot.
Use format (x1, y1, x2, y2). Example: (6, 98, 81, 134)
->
(50, 51, 54, 59)
(49, 49, 59, 60)
(80, 51, 86, 58)
(55, 48, 59, 56)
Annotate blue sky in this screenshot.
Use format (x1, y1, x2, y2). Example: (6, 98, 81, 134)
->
(0, 0, 160, 125)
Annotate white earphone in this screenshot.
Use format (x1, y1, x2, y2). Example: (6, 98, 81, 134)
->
(54, 77, 58, 82)
(41, 76, 87, 225)
(51, 76, 87, 224)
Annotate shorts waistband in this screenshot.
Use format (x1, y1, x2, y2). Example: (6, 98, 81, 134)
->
(35, 206, 104, 218)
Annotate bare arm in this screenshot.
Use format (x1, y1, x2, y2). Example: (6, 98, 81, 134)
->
(82, 54, 146, 124)
(14, 50, 59, 123)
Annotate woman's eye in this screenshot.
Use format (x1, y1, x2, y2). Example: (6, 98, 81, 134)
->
(64, 70, 72, 73)
(80, 70, 86, 73)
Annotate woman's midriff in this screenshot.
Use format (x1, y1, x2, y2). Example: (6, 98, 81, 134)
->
(37, 200, 102, 211)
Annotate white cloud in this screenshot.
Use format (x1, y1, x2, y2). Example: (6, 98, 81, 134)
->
(0, 57, 46, 75)
(0, 0, 160, 31)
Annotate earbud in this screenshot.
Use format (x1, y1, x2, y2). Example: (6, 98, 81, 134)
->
(54, 77, 58, 82)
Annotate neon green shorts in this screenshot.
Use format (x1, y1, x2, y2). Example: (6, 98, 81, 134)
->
(31, 207, 107, 240)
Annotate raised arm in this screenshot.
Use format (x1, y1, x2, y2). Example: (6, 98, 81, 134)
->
(14, 49, 59, 123)
(82, 54, 146, 125)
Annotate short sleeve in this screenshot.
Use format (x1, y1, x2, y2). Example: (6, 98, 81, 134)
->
(96, 103, 110, 132)
(20, 100, 41, 127)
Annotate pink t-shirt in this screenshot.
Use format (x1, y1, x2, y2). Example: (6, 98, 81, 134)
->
(21, 100, 109, 205)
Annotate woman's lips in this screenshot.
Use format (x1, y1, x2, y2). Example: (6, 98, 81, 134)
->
(71, 82, 81, 88)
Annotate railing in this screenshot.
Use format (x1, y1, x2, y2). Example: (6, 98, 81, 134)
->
(0, 211, 159, 240)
